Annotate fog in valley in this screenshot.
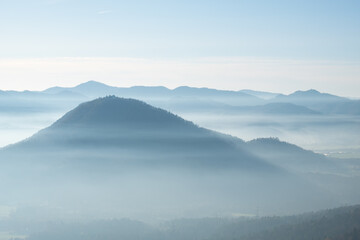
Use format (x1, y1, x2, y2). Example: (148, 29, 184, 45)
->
(0, 113, 62, 148)
(2, 0, 360, 238)
(180, 113, 360, 156)
(1, 81, 359, 157)
(0, 83, 359, 240)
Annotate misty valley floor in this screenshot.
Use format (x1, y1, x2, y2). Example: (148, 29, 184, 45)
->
(1, 205, 360, 240)
(2, 0, 360, 237)
(0, 85, 359, 240)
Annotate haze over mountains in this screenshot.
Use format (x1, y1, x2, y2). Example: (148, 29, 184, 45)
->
(1, 96, 342, 218)
(2, 80, 359, 115)
(2, 205, 360, 240)
(1, 81, 359, 155)
(3, 0, 359, 237)
(5, 96, 270, 172)
(1, 96, 359, 215)
(0, 94, 359, 239)
(41, 81, 360, 116)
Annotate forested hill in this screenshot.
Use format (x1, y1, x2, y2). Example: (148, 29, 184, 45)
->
(204, 204, 360, 240)
(5, 205, 360, 240)
(2, 96, 275, 172)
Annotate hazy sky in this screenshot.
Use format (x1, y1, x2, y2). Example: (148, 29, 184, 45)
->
(0, 0, 359, 96)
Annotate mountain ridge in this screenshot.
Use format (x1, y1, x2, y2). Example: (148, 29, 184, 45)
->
(2, 96, 278, 173)
(0, 96, 345, 218)
(2, 80, 359, 116)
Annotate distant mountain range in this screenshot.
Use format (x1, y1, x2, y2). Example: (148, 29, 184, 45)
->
(272, 89, 360, 115)
(1, 80, 359, 115)
(44, 81, 260, 101)
(239, 89, 280, 99)
(0, 96, 348, 218)
(0, 82, 359, 219)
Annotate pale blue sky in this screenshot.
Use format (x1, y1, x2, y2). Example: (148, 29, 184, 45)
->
(0, 0, 359, 96)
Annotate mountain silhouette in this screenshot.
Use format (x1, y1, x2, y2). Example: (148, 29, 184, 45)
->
(51, 96, 196, 129)
(270, 89, 360, 115)
(44, 80, 119, 97)
(4, 96, 276, 172)
(236, 102, 320, 115)
(3, 81, 359, 116)
(43, 81, 264, 106)
(0, 96, 341, 218)
(238, 89, 280, 100)
(173, 86, 261, 102)
(276, 89, 346, 101)
(246, 138, 341, 173)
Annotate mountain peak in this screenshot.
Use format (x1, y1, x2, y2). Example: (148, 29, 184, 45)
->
(291, 89, 320, 96)
(75, 80, 110, 88)
(286, 89, 348, 102)
(51, 96, 197, 130)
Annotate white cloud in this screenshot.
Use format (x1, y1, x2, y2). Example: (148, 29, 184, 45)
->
(0, 57, 359, 97)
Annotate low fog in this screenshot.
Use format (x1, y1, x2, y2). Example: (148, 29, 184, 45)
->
(178, 112, 360, 154)
(1, 106, 359, 158)
(0, 90, 359, 240)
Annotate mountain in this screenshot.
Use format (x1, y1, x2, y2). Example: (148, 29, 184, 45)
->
(317, 99, 360, 115)
(246, 138, 340, 173)
(272, 89, 360, 115)
(41, 82, 360, 115)
(247, 138, 360, 204)
(44, 80, 118, 97)
(43, 81, 171, 98)
(0, 96, 338, 218)
(239, 89, 280, 100)
(2, 81, 359, 116)
(5, 96, 280, 175)
(238, 103, 320, 115)
(1, 96, 323, 171)
(153, 98, 320, 116)
(43, 81, 264, 105)
(0, 82, 359, 169)
(172, 86, 263, 105)
(275, 89, 347, 102)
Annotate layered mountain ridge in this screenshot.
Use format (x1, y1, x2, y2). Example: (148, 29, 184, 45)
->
(2, 96, 275, 172)
(0, 96, 342, 218)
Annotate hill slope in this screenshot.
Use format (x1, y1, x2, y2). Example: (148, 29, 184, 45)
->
(6, 96, 274, 171)
(0, 97, 339, 218)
